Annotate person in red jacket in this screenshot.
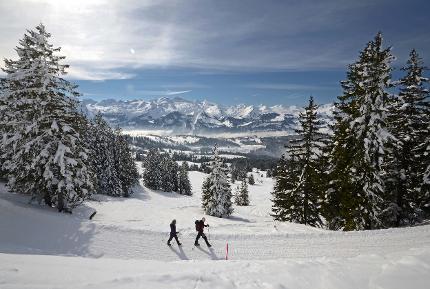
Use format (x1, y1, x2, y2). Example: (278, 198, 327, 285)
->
(194, 217, 211, 247)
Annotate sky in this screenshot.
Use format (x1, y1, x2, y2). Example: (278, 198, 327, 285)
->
(0, 0, 429, 106)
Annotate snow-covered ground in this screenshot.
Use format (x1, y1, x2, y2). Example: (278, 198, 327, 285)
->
(1, 170, 430, 288)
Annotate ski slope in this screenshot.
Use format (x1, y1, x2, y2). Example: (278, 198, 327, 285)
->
(1, 170, 430, 288)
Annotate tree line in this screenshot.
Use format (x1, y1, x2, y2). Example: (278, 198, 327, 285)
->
(272, 33, 430, 230)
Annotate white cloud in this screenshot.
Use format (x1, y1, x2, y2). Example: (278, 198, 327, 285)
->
(0, 0, 178, 80)
(67, 66, 135, 81)
(124, 84, 191, 97)
(0, 0, 427, 80)
(165, 90, 191, 96)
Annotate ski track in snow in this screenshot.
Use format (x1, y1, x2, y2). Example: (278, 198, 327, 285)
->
(1, 170, 430, 289)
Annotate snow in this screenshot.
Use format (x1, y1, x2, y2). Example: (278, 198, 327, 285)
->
(2, 249, 430, 289)
(1, 170, 430, 288)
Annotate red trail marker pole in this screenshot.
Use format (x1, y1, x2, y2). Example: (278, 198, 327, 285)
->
(226, 242, 229, 260)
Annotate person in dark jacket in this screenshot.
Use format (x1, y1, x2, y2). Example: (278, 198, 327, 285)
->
(167, 219, 182, 246)
(194, 217, 211, 247)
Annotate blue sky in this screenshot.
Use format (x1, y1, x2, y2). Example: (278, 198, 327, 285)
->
(1, 0, 429, 106)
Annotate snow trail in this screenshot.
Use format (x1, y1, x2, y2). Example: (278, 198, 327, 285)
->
(1, 185, 430, 261)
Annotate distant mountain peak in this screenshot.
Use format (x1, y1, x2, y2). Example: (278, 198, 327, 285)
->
(83, 97, 333, 134)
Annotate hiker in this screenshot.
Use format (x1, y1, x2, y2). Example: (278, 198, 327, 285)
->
(167, 219, 182, 246)
(194, 217, 211, 247)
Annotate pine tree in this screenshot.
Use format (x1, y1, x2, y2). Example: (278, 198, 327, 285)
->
(201, 145, 233, 217)
(274, 97, 326, 226)
(248, 173, 255, 185)
(201, 177, 213, 210)
(329, 32, 395, 230)
(178, 162, 192, 195)
(387, 49, 430, 224)
(0, 24, 94, 211)
(142, 149, 179, 192)
(182, 161, 190, 171)
(422, 134, 430, 219)
(422, 92, 430, 217)
(231, 166, 238, 182)
(160, 154, 179, 192)
(271, 151, 301, 222)
(0, 83, 6, 180)
(90, 113, 122, 196)
(142, 148, 162, 190)
(235, 179, 250, 206)
(113, 128, 139, 197)
(324, 116, 352, 229)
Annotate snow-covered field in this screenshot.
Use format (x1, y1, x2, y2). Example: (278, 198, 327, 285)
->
(1, 170, 430, 288)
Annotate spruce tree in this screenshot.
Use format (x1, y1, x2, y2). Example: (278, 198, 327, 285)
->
(248, 173, 255, 185)
(0, 85, 6, 180)
(113, 128, 139, 197)
(182, 161, 190, 171)
(90, 113, 122, 196)
(160, 154, 179, 192)
(201, 177, 213, 210)
(0, 24, 94, 211)
(390, 49, 430, 223)
(280, 97, 326, 226)
(142, 149, 179, 192)
(235, 179, 250, 206)
(201, 145, 233, 217)
(271, 154, 300, 221)
(178, 162, 192, 195)
(329, 32, 395, 230)
(422, 99, 430, 216)
(142, 148, 162, 190)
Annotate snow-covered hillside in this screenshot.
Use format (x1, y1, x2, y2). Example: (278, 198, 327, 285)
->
(1, 169, 430, 288)
(83, 97, 333, 134)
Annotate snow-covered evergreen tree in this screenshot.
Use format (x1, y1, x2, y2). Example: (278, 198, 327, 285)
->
(271, 154, 299, 221)
(387, 49, 430, 224)
(235, 179, 250, 206)
(0, 24, 94, 211)
(86, 115, 138, 197)
(182, 161, 190, 171)
(248, 173, 255, 185)
(423, 134, 430, 218)
(142, 149, 162, 190)
(142, 149, 179, 192)
(271, 96, 326, 227)
(329, 32, 395, 230)
(322, 113, 354, 230)
(0, 83, 6, 180)
(178, 162, 192, 195)
(89, 113, 122, 196)
(201, 177, 213, 210)
(201, 145, 233, 217)
(113, 128, 139, 197)
(160, 154, 179, 192)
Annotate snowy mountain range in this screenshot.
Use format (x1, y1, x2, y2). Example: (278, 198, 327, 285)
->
(82, 97, 334, 134)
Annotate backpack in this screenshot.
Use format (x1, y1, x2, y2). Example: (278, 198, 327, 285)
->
(195, 220, 201, 231)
